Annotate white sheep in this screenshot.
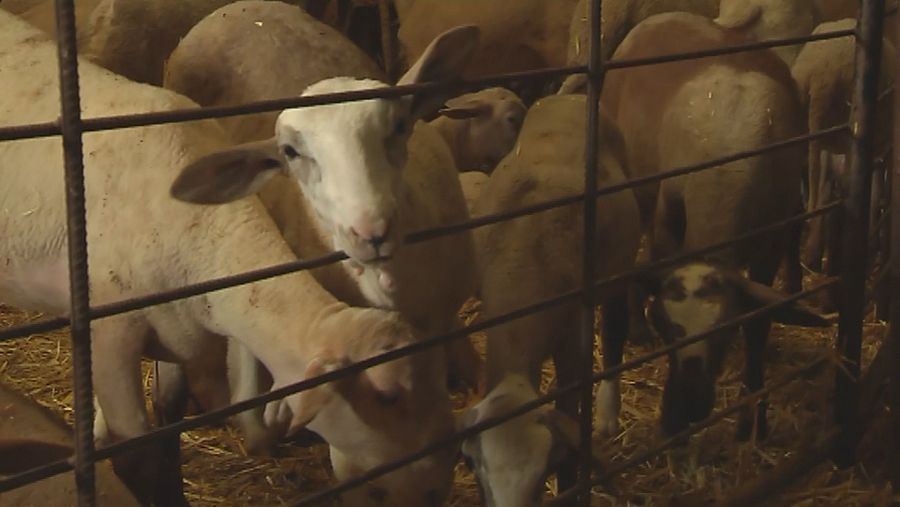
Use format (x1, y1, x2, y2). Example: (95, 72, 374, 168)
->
(162, 0, 486, 455)
(431, 87, 527, 173)
(792, 18, 895, 300)
(0, 384, 140, 507)
(13, 0, 234, 85)
(0, 11, 473, 506)
(457, 95, 642, 507)
(601, 11, 811, 439)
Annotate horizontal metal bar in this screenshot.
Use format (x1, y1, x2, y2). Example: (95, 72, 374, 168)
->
(0, 209, 841, 496)
(291, 281, 838, 507)
(0, 26, 855, 143)
(551, 354, 832, 505)
(605, 29, 854, 71)
(0, 202, 841, 459)
(598, 355, 830, 480)
(0, 66, 584, 142)
(591, 280, 837, 388)
(0, 201, 842, 460)
(0, 121, 846, 344)
(406, 124, 847, 245)
(0, 251, 348, 342)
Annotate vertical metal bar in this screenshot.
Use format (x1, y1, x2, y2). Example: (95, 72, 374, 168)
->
(53, 0, 96, 504)
(889, 0, 900, 487)
(834, 0, 886, 467)
(378, 0, 395, 81)
(577, 0, 602, 504)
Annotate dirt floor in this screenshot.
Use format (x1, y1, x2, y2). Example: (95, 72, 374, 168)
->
(0, 275, 895, 506)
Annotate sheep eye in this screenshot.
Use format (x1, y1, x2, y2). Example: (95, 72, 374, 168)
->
(463, 455, 475, 470)
(281, 145, 300, 160)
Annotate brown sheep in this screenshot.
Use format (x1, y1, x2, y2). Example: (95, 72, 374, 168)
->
(601, 12, 814, 439)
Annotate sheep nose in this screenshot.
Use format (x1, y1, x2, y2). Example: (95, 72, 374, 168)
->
(350, 218, 390, 247)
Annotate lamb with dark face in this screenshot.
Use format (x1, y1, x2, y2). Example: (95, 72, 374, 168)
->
(640, 261, 831, 436)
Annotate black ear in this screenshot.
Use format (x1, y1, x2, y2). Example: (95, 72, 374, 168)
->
(733, 276, 832, 328)
(632, 268, 663, 297)
(171, 137, 285, 204)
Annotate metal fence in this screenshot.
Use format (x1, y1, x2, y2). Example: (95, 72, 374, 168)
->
(0, 0, 894, 505)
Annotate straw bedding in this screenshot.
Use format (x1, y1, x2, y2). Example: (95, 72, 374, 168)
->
(0, 270, 892, 506)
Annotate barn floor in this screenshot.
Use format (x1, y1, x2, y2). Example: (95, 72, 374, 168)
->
(0, 272, 893, 506)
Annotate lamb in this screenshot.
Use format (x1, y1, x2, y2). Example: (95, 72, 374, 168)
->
(457, 95, 642, 507)
(0, 384, 140, 507)
(792, 19, 895, 287)
(0, 11, 474, 506)
(600, 12, 821, 438)
(431, 87, 527, 173)
(162, 0, 494, 453)
(12, 0, 234, 85)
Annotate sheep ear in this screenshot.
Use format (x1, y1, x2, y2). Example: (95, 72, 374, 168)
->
(0, 439, 73, 474)
(632, 269, 664, 298)
(732, 276, 832, 328)
(715, 2, 762, 30)
(269, 357, 343, 437)
(171, 137, 285, 204)
(438, 100, 493, 120)
(397, 24, 481, 121)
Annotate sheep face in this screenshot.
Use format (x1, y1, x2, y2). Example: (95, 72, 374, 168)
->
(459, 376, 579, 507)
(646, 263, 735, 435)
(276, 78, 411, 264)
(437, 87, 527, 172)
(264, 312, 459, 507)
(642, 261, 829, 436)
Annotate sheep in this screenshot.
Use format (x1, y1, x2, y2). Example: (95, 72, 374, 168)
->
(163, 0, 387, 146)
(715, 0, 819, 66)
(0, 11, 476, 506)
(13, 0, 234, 85)
(600, 12, 816, 439)
(431, 87, 527, 173)
(793, 18, 895, 292)
(0, 384, 140, 507)
(162, 0, 490, 453)
(396, 0, 580, 102)
(634, 260, 829, 436)
(567, 0, 719, 65)
(458, 171, 489, 217)
(456, 94, 642, 507)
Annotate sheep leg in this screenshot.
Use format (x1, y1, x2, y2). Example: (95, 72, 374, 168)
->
(802, 145, 828, 272)
(151, 361, 189, 427)
(92, 316, 186, 506)
(551, 308, 583, 502)
(597, 293, 628, 437)
(227, 339, 278, 456)
(736, 257, 780, 442)
(781, 195, 805, 295)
